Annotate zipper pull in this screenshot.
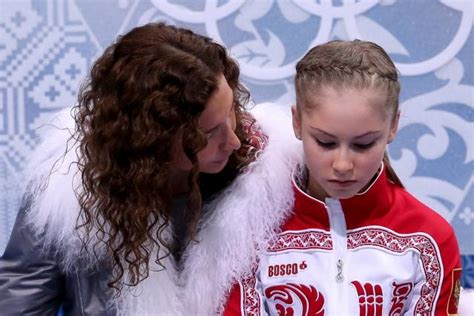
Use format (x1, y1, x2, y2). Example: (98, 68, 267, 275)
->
(336, 259, 344, 283)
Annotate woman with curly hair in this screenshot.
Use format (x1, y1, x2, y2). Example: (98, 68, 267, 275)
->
(0, 23, 273, 314)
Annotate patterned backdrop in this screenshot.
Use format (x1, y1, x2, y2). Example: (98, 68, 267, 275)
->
(1, 0, 473, 286)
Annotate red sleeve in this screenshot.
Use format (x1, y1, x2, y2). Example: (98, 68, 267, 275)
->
(223, 283, 243, 316)
(434, 226, 462, 316)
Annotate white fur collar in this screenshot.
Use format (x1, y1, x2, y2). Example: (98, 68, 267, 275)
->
(24, 108, 180, 315)
(24, 109, 87, 269)
(181, 103, 302, 314)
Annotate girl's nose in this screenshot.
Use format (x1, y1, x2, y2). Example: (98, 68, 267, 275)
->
(332, 150, 353, 176)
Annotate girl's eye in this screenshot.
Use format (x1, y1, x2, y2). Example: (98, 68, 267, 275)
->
(354, 142, 375, 150)
(316, 139, 336, 149)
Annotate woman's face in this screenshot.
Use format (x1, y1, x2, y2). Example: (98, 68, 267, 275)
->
(292, 85, 399, 200)
(173, 74, 241, 174)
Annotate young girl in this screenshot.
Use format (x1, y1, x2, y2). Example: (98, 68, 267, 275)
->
(181, 40, 462, 315)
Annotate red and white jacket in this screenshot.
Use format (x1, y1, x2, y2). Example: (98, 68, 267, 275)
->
(180, 104, 461, 316)
(222, 167, 461, 316)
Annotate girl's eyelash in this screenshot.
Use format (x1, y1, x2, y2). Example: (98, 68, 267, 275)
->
(354, 142, 375, 150)
(316, 139, 336, 148)
(315, 139, 375, 150)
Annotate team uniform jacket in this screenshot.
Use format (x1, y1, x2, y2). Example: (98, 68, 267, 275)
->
(221, 167, 462, 316)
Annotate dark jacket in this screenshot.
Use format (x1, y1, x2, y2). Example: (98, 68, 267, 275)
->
(0, 201, 115, 315)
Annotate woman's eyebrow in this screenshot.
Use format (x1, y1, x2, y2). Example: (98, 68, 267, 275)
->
(204, 124, 221, 134)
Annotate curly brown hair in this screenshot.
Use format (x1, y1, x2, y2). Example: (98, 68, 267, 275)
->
(73, 23, 253, 291)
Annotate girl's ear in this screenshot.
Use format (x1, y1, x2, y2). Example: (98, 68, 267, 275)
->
(291, 105, 302, 140)
(388, 110, 400, 144)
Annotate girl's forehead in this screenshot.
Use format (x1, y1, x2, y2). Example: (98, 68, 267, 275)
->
(307, 84, 383, 99)
(302, 86, 392, 122)
(305, 85, 388, 109)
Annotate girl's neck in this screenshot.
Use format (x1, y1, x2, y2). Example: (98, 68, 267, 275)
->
(307, 178, 328, 202)
(299, 167, 328, 201)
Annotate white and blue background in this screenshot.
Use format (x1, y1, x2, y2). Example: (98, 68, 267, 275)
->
(1, 0, 473, 288)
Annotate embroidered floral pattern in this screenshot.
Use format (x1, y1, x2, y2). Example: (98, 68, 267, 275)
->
(266, 231, 332, 252)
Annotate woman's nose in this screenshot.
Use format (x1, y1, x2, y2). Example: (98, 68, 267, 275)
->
(224, 128, 241, 151)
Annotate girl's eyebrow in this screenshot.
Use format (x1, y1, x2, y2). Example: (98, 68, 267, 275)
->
(309, 127, 382, 139)
(354, 131, 383, 139)
(309, 127, 335, 137)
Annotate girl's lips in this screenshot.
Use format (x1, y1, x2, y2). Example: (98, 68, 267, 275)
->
(329, 180, 357, 187)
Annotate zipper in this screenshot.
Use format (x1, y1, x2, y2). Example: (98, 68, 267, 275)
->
(336, 259, 344, 283)
(326, 198, 348, 315)
(336, 258, 344, 315)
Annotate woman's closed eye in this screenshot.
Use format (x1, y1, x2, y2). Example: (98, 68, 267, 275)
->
(206, 126, 220, 139)
(206, 105, 236, 139)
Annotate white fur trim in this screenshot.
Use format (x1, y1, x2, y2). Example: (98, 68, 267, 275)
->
(23, 108, 180, 314)
(113, 251, 181, 315)
(24, 108, 86, 270)
(181, 103, 302, 314)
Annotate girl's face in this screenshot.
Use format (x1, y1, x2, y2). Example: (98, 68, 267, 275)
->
(292, 85, 399, 200)
(173, 74, 241, 174)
